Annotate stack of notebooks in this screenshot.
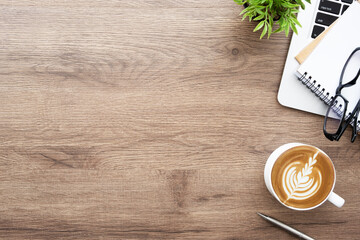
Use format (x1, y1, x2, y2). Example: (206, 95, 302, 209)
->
(288, 1, 360, 122)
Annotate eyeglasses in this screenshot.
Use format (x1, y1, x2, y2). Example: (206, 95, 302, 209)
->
(323, 47, 360, 142)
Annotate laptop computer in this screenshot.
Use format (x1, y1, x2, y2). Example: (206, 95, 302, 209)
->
(278, 0, 354, 116)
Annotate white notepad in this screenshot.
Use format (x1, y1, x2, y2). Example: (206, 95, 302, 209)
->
(296, 2, 360, 116)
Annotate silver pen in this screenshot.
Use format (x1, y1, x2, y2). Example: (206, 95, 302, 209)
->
(257, 212, 315, 240)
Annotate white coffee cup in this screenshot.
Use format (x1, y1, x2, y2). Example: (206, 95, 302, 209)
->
(264, 143, 345, 211)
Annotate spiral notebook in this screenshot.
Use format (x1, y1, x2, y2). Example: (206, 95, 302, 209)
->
(295, 2, 360, 118)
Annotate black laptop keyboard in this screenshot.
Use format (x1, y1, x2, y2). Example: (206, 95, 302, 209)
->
(311, 0, 354, 38)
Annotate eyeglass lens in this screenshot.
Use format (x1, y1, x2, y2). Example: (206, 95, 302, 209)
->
(341, 50, 360, 115)
(325, 96, 346, 134)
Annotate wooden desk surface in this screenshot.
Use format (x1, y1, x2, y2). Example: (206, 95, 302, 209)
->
(0, 1, 359, 239)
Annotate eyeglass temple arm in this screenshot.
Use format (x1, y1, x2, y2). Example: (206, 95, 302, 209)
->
(342, 99, 360, 142)
(338, 68, 360, 91)
(351, 109, 359, 142)
(337, 99, 360, 142)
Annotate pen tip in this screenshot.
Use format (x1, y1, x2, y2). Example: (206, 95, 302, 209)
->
(257, 212, 267, 218)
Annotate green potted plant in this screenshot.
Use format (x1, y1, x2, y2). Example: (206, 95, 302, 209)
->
(234, 0, 310, 39)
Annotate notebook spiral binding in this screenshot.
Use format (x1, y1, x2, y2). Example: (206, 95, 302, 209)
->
(298, 72, 360, 129)
(299, 72, 333, 105)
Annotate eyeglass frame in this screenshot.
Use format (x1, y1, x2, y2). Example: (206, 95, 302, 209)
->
(323, 47, 360, 142)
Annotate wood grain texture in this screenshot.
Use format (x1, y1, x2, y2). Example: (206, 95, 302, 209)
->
(0, 1, 359, 239)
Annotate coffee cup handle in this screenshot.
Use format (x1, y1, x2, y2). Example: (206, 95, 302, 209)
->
(328, 192, 345, 208)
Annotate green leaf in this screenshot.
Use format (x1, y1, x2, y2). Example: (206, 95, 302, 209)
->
(292, 17, 302, 27)
(256, 5, 266, 9)
(241, 9, 256, 21)
(260, 23, 268, 39)
(234, 0, 246, 5)
(269, 15, 274, 28)
(273, 27, 282, 33)
(278, 16, 284, 27)
(246, 5, 256, 11)
(294, 0, 305, 9)
(255, 8, 264, 15)
(285, 22, 290, 37)
(281, 2, 299, 8)
(254, 14, 265, 21)
(253, 20, 265, 32)
(239, 7, 249, 16)
(268, 0, 273, 9)
(290, 22, 298, 35)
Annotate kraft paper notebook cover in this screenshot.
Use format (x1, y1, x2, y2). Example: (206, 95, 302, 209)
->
(295, 1, 360, 117)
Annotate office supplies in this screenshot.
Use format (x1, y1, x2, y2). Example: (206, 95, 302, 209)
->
(257, 212, 315, 240)
(295, 2, 360, 116)
(277, 0, 356, 116)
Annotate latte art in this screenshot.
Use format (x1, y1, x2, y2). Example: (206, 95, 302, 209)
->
(271, 146, 335, 209)
(282, 152, 321, 202)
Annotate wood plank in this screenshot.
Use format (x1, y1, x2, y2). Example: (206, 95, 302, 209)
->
(0, 1, 358, 239)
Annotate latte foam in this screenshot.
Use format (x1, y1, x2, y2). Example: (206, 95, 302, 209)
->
(271, 146, 334, 209)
